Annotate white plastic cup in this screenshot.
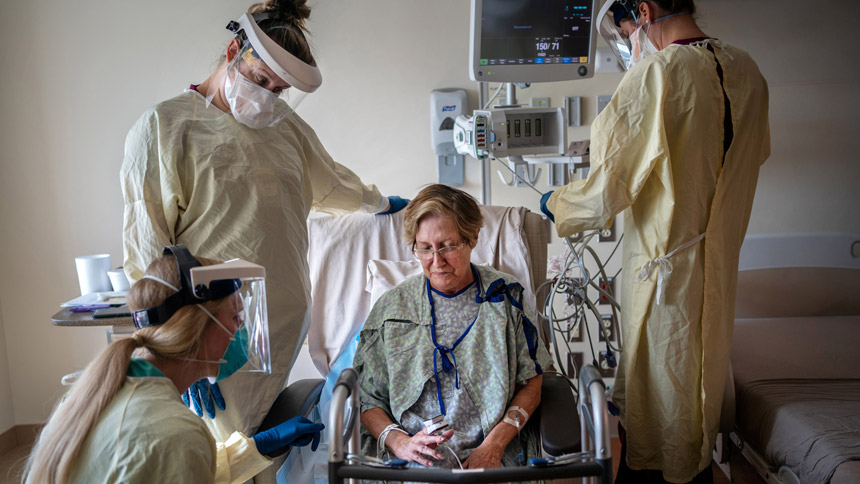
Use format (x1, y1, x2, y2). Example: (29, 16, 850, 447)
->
(74, 254, 112, 295)
(107, 268, 131, 292)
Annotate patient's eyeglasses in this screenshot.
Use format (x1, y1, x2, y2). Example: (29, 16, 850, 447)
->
(412, 243, 467, 261)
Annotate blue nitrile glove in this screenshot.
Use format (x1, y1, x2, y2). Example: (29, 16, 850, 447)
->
(540, 191, 555, 223)
(252, 416, 325, 456)
(182, 379, 226, 419)
(378, 196, 410, 215)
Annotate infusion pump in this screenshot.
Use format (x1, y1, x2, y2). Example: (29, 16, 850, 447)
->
(453, 107, 566, 160)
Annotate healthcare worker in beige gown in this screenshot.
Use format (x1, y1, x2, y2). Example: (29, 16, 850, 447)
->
(122, 0, 408, 457)
(540, 1, 769, 482)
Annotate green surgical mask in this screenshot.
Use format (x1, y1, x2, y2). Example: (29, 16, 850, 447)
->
(214, 326, 249, 382)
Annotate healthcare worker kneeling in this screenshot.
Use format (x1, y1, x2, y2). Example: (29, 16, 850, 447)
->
(542, 1, 769, 483)
(23, 245, 324, 484)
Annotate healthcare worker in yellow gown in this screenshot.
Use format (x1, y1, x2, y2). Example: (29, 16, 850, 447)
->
(541, 1, 769, 482)
(121, 0, 408, 454)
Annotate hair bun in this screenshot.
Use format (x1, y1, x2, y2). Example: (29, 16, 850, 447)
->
(249, 0, 311, 30)
(274, 0, 311, 28)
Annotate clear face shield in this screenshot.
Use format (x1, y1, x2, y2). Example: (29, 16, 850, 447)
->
(132, 246, 272, 376)
(214, 12, 322, 129)
(596, 0, 636, 71)
(190, 259, 271, 374)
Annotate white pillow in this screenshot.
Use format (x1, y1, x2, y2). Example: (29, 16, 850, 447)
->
(365, 259, 423, 307)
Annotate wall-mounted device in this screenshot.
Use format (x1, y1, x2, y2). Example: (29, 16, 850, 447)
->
(453, 106, 566, 160)
(430, 89, 468, 186)
(469, 0, 599, 83)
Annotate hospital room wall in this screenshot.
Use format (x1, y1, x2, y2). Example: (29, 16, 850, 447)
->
(0, 0, 857, 431)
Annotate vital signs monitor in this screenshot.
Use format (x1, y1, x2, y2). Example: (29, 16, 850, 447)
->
(470, 0, 599, 83)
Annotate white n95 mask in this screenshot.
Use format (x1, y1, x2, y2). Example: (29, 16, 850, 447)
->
(224, 67, 279, 129)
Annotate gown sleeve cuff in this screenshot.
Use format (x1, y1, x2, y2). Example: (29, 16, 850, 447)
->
(370, 193, 389, 213)
(213, 431, 272, 484)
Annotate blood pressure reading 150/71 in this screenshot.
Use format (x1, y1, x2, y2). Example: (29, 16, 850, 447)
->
(535, 41, 561, 53)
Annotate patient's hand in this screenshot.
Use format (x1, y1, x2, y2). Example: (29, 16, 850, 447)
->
(463, 441, 504, 469)
(388, 428, 454, 467)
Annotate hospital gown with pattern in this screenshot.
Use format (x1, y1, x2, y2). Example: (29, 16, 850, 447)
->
(121, 88, 385, 445)
(354, 264, 553, 468)
(547, 40, 770, 482)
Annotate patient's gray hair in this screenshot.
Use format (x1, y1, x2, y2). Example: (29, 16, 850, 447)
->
(403, 184, 484, 248)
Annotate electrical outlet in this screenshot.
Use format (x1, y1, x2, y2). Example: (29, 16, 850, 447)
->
(598, 277, 615, 305)
(598, 352, 616, 378)
(598, 314, 616, 342)
(567, 352, 584, 379)
(599, 220, 616, 242)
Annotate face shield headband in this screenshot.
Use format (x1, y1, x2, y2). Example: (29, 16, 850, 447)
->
(132, 245, 241, 330)
(226, 12, 322, 93)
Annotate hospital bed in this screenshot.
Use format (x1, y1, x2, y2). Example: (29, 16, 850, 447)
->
(258, 206, 611, 483)
(715, 233, 860, 484)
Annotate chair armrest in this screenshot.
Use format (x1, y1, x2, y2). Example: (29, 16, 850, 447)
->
(539, 374, 581, 456)
(256, 378, 325, 457)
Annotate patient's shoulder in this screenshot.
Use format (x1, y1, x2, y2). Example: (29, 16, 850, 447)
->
(475, 264, 521, 285)
(364, 274, 426, 328)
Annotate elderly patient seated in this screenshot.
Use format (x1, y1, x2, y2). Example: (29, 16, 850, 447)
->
(354, 184, 553, 469)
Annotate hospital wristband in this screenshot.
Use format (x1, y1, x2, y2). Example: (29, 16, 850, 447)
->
(377, 423, 408, 458)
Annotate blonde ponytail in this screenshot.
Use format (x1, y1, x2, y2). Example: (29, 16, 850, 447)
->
(23, 337, 138, 483)
(23, 255, 226, 483)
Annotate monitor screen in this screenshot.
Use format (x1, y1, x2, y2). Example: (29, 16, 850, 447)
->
(470, 0, 598, 83)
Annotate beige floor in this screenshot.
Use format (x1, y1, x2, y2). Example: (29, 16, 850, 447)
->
(0, 444, 30, 484)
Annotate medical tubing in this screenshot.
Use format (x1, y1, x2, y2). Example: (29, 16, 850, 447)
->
(443, 444, 464, 469)
(495, 157, 544, 195)
(582, 298, 600, 364)
(546, 245, 583, 375)
(584, 246, 621, 309)
(544, 230, 624, 388)
(583, 246, 622, 352)
(547, 276, 567, 376)
(482, 82, 506, 109)
(584, 243, 623, 349)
